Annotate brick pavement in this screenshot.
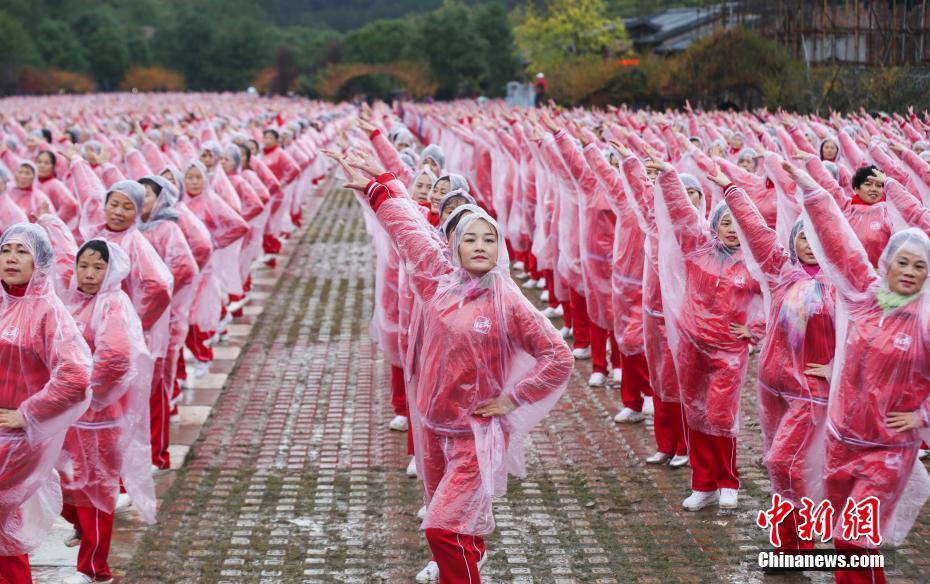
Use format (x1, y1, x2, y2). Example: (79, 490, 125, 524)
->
(103, 186, 930, 582)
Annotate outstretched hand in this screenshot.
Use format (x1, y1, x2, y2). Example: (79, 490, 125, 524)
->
(707, 163, 732, 188)
(323, 149, 370, 192)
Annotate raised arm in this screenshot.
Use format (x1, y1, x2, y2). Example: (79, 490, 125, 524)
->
(885, 177, 930, 235)
(369, 173, 452, 302)
(837, 130, 867, 171)
(655, 167, 706, 253)
(797, 168, 876, 295)
(899, 149, 930, 188)
(868, 142, 910, 185)
(803, 155, 849, 210)
(723, 184, 787, 279)
(621, 155, 653, 228)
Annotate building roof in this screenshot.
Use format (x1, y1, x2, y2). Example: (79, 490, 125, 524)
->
(625, 5, 725, 45)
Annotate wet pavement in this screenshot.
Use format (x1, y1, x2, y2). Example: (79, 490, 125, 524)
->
(35, 186, 930, 582)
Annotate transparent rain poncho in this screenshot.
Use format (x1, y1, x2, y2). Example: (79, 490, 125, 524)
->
(372, 177, 572, 535)
(58, 239, 157, 522)
(0, 223, 92, 555)
(724, 186, 835, 506)
(181, 162, 249, 330)
(91, 180, 174, 359)
(654, 170, 763, 437)
(799, 177, 930, 547)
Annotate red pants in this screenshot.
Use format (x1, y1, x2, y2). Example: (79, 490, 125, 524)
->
(619, 352, 652, 411)
(390, 365, 407, 417)
(0, 554, 30, 584)
(569, 289, 590, 349)
(61, 504, 114, 581)
(775, 509, 814, 552)
(589, 325, 621, 374)
(262, 233, 282, 255)
(424, 528, 485, 584)
(653, 396, 687, 456)
(543, 270, 559, 309)
(834, 539, 885, 584)
(185, 325, 213, 363)
(687, 427, 739, 491)
(150, 356, 171, 469)
(525, 253, 540, 280)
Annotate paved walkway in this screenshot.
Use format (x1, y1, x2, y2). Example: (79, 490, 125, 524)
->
(42, 186, 930, 582)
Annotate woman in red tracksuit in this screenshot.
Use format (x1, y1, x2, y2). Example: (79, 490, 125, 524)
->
(138, 176, 198, 470)
(653, 163, 763, 512)
(555, 127, 621, 387)
(179, 162, 249, 377)
(620, 152, 690, 466)
(335, 153, 572, 584)
(584, 142, 653, 423)
(55, 238, 157, 584)
(35, 150, 80, 231)
(222, 145, 268, 308)
(723, 173, 836, 552)
(801, 153, 891, 267)
(800, 169, 930, 584)
(0, 224, 91, 584)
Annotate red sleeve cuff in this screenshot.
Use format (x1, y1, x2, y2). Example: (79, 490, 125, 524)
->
(724, 183, 739, 196)
(370, 129, 381, 139)
(376, 172, 395, 184)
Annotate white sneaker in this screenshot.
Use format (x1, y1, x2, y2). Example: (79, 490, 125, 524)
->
(613, 407, 645, 424)
(611, 368, 623, 384)
(682, 490, 719, 511)
(541, 306, 559, 318)
(64, 529, 81, 547)
(170, 412, 180, 424)
(669, 454, 690, 468)
(536, 277, 547, 289)
(177, 377, 188, 390)
(63, 574, 111, 584)
(194, 361, 210, 379)
(588, 372, 606, 387)
(539, 290, 550, 303)
(552, 304, 564, 317)
(920, 449, 930, 460)
(388, 415, 409, 432)
(152, 464, 170, 476)
(415, 560, 440, 583)
(645, 451, 671, 464)
(406, 456, 418, 478)
(572, 347, 591, 360)
(522, 278, 538, 289)
(560, 326, 572, 339)
(227, 296, 249, 314)
(114, 492, 133, 514)
(642, 396, 654, 416)
(512, 261, 525, 271)
(514, 271, 529, 280)
(416, 505, 428, 519)
(719, 488, 739, 509)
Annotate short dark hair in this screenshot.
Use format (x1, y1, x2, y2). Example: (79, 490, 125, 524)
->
(263, 129, 280, 141)
(138, 177, 162, 195)
(852, 165, 878, 190)
(37, 150, 56, 168)
(77, 239, 109, 264)
(444, 209, 473, 240)
(40, 129, 52, 143)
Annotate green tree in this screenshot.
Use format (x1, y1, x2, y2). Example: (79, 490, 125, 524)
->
(473, 3, 518, 95)
(513, 0, 630, 72)
(72, 12, 130, 89)
(418, 4, 489, 98)
(36, 19, 89, 72)
(200, 18, 271, 90)
(343, 19, 417, 64)
(0, 9, 42, 93)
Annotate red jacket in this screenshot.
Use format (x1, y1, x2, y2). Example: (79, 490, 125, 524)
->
(262, 145, 300, 185)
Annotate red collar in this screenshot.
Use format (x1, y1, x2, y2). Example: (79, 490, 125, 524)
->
(2, 282, 26, 297)
(851, 193, 884, 205)
(263, 145, 279, 155)
(38, 175, 55, 183)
